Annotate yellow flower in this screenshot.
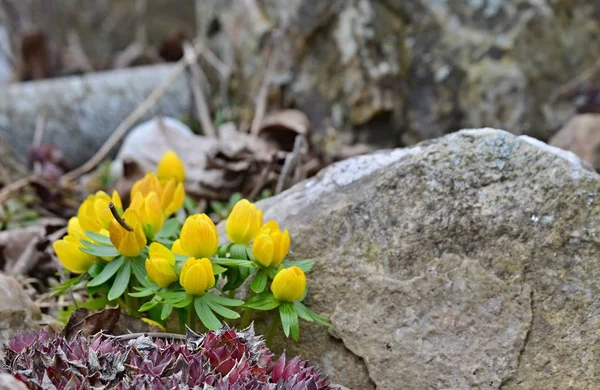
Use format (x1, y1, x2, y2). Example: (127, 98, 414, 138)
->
(131, 172, 162, 200)
(131, 173, 184, 217)
(180, 257, 215, 295)
(53, 235, 95, 274)
(180, 214, 218, 258)
(271, 266, 306, 302)
(108, 208, 147, 257)
(145, 242, 178, 288)
(157, 150, 185, 183)
(160, 178, 185, 216)
(140, 318, 166, 331)
(226, 199, 263, 245)
(77, 190, 122, 233)
(129, 192, 164, 238)
(171, 239, 187, 256)
(67, 217, 87, 241)
(252, 221, 290, 268)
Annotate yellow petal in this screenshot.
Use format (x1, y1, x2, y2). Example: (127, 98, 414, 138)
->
(252, 233, 275, 267)
(180, 214, 218, 258)
(53, 235, 95, 274)
(171, 239, 187, 256)
(111, 190, 123, 211)
(148, 242, 175, 265)
(157, 150, 185, 182)
(271, 266, 306, 302)
(67, 217, 87, 241)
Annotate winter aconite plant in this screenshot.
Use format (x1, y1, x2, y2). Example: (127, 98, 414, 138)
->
(53, 151, 329, 343)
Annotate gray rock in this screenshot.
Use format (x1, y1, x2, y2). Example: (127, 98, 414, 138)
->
(253, 129, 600, 389)
(218, 0, 600, 143)
(0, 273, 41, 347)
(0, 64, 190, 168)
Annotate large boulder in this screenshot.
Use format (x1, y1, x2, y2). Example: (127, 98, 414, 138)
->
(255, 129, 600, 389)
(220, 0, 600, 144)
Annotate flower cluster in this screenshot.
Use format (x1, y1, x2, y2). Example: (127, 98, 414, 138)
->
(52, 151, 328, 342)
(1, 327, 332, 389)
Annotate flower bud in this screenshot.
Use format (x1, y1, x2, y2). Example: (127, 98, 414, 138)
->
(160, 178, 185, 216)
(131, 172, 162, 200)
(108, 209, 147, 257)
(145, 242, 178, 288)
(157, 150, 185, 183)
(77, 190, 122, 233)
(180, 257, 215, 295)
(180, 214, 218, 258)
(226, 199, 263, 245)
(252, 221, 290, 268)
(53, 235, 95, 274)
(129, 192, 164, 238)
(271, 266, 306, 302)
(171, 239, 187, 256)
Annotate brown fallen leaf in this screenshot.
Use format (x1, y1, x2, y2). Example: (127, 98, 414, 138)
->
(258, 109, 310, 152)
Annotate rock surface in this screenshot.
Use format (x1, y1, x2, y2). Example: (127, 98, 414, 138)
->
(219, 0, 599, 144)
(549, 114, 600, 171)
(254, 129, 600, 389)
(0, 373, 27, 390)
(0, 274, 41, 347)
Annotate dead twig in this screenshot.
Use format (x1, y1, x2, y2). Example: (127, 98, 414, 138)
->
(0, 174, 38, 203)
(109, 332, 187, 342)
(61, 44, 202, 183)
(183, 42, 216, 137)
(275, 135, 305, 194)
(554, 57, 600, 100)
(250, 50, 275, 135)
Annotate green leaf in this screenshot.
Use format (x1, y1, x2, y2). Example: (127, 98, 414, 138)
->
(107, 261, 131, 301)
(80, 296, 108, 310)
(212, 258, 256, 268)
(87, 257, 125, 287)
(155, 218, 180, 238)
(251, 269, 267, 293)
(87, 262, 104, 278)
(51, 274, 86, 296)
(295, 302, 331, 327)
(205, 301, 240, 319)
(156, 290, 188, 300)
(139, 299, 160, 312)
(79, 241, 120, 258)
(229, 244, 249, 260)
(168, 294, 194, 308)
(279, 303, 299, 339)
(212, 263, 227, 275)
(160, 304, 173, 320)
(282, 259, 315, 273)
(245, 292, 280, 310)
(222, 265, 251, 291)
(130, 256, 153, 288)
(203, 293, 244, 307)
(83, 231, 113, 245)
(184, 195, 197, 214)
(194, 296, 222, 330)
(218, 243, 231, 258)
(129, 289, 154, 298)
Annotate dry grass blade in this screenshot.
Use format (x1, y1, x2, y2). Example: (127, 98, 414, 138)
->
(183, 42, 215, 137)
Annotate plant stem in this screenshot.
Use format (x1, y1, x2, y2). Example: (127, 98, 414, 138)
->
(265, 314, 280, 348)
(188, 306, 196, 332)
(239, 290, 255, 328)
(227, 290, 236, 299)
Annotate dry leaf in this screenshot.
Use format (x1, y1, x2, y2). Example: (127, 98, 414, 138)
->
(258, 109, 310, 152)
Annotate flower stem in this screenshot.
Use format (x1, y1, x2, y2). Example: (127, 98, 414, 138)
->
(265, 314, 280, 349)
(227, 290, 236, 299)
(188, 306, 196, 332)
(239, 290, 255, 328)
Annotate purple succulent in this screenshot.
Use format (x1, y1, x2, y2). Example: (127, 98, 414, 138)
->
(1, 326, 331, 390)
